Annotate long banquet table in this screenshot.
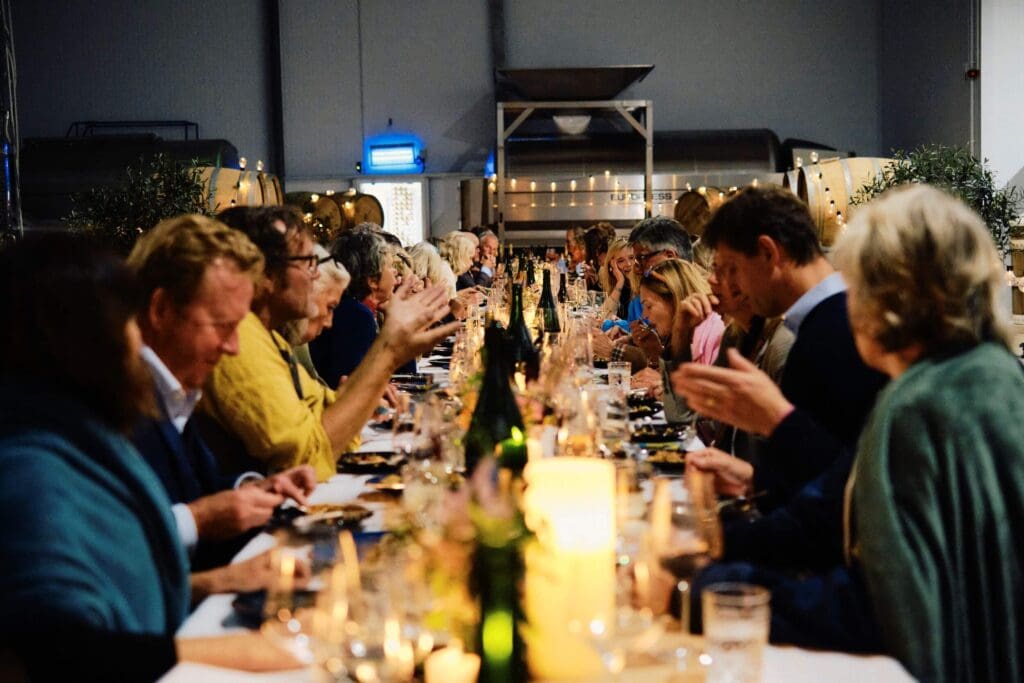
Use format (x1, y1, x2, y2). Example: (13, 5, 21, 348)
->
(163, 356, 916, 682)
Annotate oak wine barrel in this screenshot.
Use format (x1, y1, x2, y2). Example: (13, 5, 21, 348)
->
(796, 157, 893, 246)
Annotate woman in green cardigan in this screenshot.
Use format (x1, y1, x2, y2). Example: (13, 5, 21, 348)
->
(834, 183, 1024, 683)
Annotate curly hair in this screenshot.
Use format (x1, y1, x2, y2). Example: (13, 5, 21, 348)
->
(833, 184, 1010, 354)
(329, 228, 391, 302)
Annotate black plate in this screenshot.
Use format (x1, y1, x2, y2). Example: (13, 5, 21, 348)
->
(628, 393, 660, 409)
(629, 404, 659, 420)
(232, 590, 317, 629)
(646, 451, 687, 472)
(631, 423, 683, 443)
(593, 359, 609, 370)
(337, 450, 405, 474)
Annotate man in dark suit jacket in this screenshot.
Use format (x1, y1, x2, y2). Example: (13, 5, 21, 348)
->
(126, 215, 316, 594)
(670, 187, 888, 649)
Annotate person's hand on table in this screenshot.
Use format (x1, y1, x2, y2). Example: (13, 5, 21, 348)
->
(591, 329, 614, 360)
(686, 447, 754, 498)
(187, 487, 284, 540)
(671, 348, 794, 436)
(380, 280, 461, 365)
(189, 549, 311, 603)
(253, 465, 316, 505)
(449, 297, 468, 320)
(631, 367, 661, 394)
(176, 632, 305, 672)
(606, 324, 625, 340)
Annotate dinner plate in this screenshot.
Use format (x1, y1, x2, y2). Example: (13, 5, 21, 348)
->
(337, 451, 404, 474)
(630, 422, 684, 444)
(646, 449, 687, 472)
(366, 474, 404, 493)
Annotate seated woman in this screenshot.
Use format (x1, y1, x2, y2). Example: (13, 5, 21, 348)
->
(632, 258, 725, 421)
(598, 237, 643, 335)
(0, 235, 188, 678)
(409, 241, 474, 320)
(310, 228, 397, 388)
(440, 231, 477, 291)
(691, 185, 1024, 682)
(0, 234, 300, 679)
(582, 221, 616, 290)
(835, 184, 1024, 681)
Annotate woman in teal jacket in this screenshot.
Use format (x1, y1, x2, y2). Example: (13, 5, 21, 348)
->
(0, 235, 189, 679)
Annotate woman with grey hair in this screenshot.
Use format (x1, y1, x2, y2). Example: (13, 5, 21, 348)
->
(831, 184, 1024, 682)
(309, 228, 402, 387)
(689, 185, 1024, 679)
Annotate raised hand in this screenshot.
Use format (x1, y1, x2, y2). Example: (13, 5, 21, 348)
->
(671, 348, 793, 436)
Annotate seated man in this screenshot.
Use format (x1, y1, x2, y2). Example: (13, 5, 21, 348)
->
(473, 229, 498, 287)
(126, 214, 316, 579)
(201, 206, 458, 481)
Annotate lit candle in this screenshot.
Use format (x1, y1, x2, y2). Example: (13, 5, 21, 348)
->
(522, 458, 616, 678)
(425, 642, 481, 683)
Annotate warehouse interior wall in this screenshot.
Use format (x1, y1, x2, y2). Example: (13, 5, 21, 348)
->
(14, 0, 981, 185)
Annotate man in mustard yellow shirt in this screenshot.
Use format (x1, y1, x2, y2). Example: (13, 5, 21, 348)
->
(199, 206, 457, 481)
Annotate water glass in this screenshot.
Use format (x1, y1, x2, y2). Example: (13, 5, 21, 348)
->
(702, 583, 770, 683)
(606, 361, 631, 400)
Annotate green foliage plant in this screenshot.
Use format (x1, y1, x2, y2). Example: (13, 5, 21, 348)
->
(64, 154, 214, 255)
(852, 144, 1022, 257)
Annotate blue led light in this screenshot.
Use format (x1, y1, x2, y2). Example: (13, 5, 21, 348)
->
(363, 132, 424, 174)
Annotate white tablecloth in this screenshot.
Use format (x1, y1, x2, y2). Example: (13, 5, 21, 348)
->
(167, 359, 915, 682)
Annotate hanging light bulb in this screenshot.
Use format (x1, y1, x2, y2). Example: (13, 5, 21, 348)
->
(529, 181, 537, 192)
(239, 157, 247, 170)
(325, 189, 335, 196)
(310, 193, 320, 203)
(810, 151, 819, 164)
(256, 160, 264, 172)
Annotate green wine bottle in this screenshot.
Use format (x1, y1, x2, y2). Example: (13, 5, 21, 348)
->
(536, 267, 561, 334)
(505, 283, 539, 381)
(464, 324, 527, 473)
(557, 272, 567, 304)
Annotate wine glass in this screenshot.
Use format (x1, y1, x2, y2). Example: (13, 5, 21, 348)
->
(391, 394, 419, 456)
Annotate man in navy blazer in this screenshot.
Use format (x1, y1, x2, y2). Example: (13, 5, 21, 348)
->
(670, 188, 888, 649)
(126, 215, 316, 583)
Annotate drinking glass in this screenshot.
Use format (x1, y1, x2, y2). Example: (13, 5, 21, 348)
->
(606, 361, 631, 401)
(702, 583, 770, 683)
(392, 394, 419, 455)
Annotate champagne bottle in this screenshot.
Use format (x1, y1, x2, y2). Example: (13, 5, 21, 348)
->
(525, 258, 535, 287)
(536, 267, 561, 334)
(505, 283, 539, 381)
(557, 272, 567, 304)
(464, 324, 526, 473)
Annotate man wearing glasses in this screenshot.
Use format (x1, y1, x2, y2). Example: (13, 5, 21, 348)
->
(197, 206, 458, 482)
(627, 215, 694, 275)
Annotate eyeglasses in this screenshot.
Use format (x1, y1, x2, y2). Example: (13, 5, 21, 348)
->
(633, 249, 665, 268)
(286, 254, 320, 273)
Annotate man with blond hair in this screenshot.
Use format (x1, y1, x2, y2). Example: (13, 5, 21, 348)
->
(128, 213, 317, 593)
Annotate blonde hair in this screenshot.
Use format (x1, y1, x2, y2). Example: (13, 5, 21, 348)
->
(640, 258, 710, 308)
(833, 183, 1010, 353)
(409, 242, 457, 299)
(127, 214, 264, 310)
(599, 237, 638, 294)
(440, 232, 475, 276)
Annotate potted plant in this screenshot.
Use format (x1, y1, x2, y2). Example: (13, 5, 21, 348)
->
(851, 144, 1022, 257)
(64, 153, 213, 255)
